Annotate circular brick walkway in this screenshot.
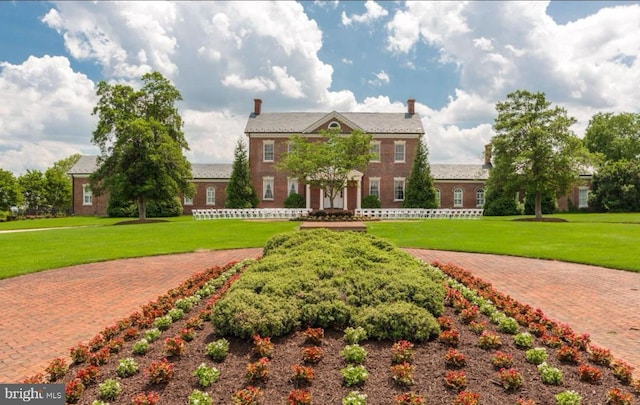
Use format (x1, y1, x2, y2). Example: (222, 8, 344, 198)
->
(0, 248, 638, 382)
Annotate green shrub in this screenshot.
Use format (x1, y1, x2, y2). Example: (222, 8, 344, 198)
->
(341, 365, 369, 387)
(524, 347, 548, 365)
(340, 344, 367, 364)
(344, 327, 368, 344)
(361, 194, 381, 209)
(132, 339, 149, 355)
(214, 230, 444, 340)
(497, 317, 519, 334)
(144, 328, 162, 342)
(193, 363, 220, 387)
(483, 195, 523, 216)
(513, 332, 534, 349)
(554, 390, 581, 405)
(284, 192, 306, 208)
(188, 389, 212, 405)
(353, 302, 440, 342)
(98, 378, 121, 401)
(206, 339, 230, 362)
(538, 362, 563, 385)
(116, 358, 139, 377)
(153, 315, 172, 331)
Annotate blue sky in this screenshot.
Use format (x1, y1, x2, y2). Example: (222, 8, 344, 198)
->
(1, 1, 639, 174)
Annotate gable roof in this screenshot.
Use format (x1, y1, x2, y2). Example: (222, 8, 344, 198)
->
(430, 164, 490, 181)
(245, 112, 424, 135)
(67, 155, 232, 179)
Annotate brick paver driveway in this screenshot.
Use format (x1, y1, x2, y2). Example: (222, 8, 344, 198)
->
(0, 248, 638, 382)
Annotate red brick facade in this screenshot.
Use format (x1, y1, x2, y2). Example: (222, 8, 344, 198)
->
(68, 100, 591, 216)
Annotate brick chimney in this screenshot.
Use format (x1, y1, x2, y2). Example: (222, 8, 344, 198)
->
(254, 98, 262, 115)
(407, 99, 415, 115)
(484, 144, 492, 166)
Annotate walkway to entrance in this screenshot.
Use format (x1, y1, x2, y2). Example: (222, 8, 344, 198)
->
(0, 248, 638, 382)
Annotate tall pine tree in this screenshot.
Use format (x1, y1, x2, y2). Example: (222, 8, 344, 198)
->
(403, 135, 437, 208)
(225, 139, 259, 208)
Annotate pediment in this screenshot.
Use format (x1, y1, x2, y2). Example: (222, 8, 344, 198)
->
(301, 111, 363, 134)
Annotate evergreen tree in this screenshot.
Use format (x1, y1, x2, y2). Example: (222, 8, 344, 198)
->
(225, 139, 258, 208)
(403, 136, 437, 208)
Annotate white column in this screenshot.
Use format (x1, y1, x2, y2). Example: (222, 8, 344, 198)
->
(319, 189, 324, 210)
(343, 185, 348, 210)
(306, 184, 311, 210)
(356, 179, 362, 209)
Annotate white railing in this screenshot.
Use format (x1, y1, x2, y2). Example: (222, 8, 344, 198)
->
(354, 208, 483, 219)
(192, 208, 312, 220)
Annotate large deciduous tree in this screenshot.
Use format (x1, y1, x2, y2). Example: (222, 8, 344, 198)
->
(583, 112, 640, 162)
(18, 170, 46, 214)
(278, 129, 373, 211)
(225, 139, 258, 208)
(489, 90, 588, 220)
(90, 72, 194, 221)
(403, 135, 437, 208)
(44, 154, 81, 214)
(589, 159, 640, 212)
(0, 168, 22, 211)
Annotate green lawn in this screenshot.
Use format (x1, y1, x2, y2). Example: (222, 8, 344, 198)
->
(1, 213, 639, 279)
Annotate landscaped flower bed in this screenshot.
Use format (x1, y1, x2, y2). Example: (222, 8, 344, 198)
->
(25, 231, 639, 404)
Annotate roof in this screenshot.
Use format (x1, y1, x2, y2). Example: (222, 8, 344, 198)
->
(244, 112, 425, 134)
(430, 164, 490, 181)
(67, 155, 99, 175)
(191, 163, 232, 179)
(68, 156, 232, 179)
(69, 156, 491, 181)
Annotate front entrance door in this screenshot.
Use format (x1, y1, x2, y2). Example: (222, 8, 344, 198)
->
(323, 190, 344, 209)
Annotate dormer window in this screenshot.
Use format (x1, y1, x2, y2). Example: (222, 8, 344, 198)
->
(328, 121, 341, 130)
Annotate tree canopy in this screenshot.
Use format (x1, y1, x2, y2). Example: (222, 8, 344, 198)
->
(0, 168, 22, 211)
(277, 129, 373, 210)
(225, 138, 259, 208)
(90, 71, 194, 220)
(18, 170, 46, 214)
(403, 135, 437, 208)
(589, 159, 640, 212)
(489, 90, 589, 219)
(583, 112, 640, 162)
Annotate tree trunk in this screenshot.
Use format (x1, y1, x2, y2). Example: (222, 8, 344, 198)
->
(138, 197, 147, 221)
(535, 192, 542, 220)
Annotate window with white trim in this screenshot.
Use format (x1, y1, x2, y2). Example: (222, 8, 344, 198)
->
(184, 195, 193, 205)
(287, 178, 298, 196)
(263, 140, 274, 162)
(578, 187, 589, 208)
(82, 184, 92, 206)
(263, 177, 274, 200)
(394, 141, 406, 162)
(370, 141, 381, 162)
(476, 188, 485, 207)
(328, 121, 341, 130)
(453, 187, 463, 207)
(394, 178, 405, 201)
(435, 188, 441, 208)
(369, 177, 380, 199)
(206, 186, 216, 205)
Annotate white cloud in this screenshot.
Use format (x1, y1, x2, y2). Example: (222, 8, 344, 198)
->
(0, 55, 98, 174)
(42, 2, 179, 79)
(342, 1, 389, 26)
(221, 74, 276, 93)
(272, 66, 305, 99)
(386, 0, 640, 148)
(182, 109, 245, 164)
(368, 70, 390, 87)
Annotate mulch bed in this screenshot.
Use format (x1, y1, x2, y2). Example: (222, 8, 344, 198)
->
(60, 296, 636, 404)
